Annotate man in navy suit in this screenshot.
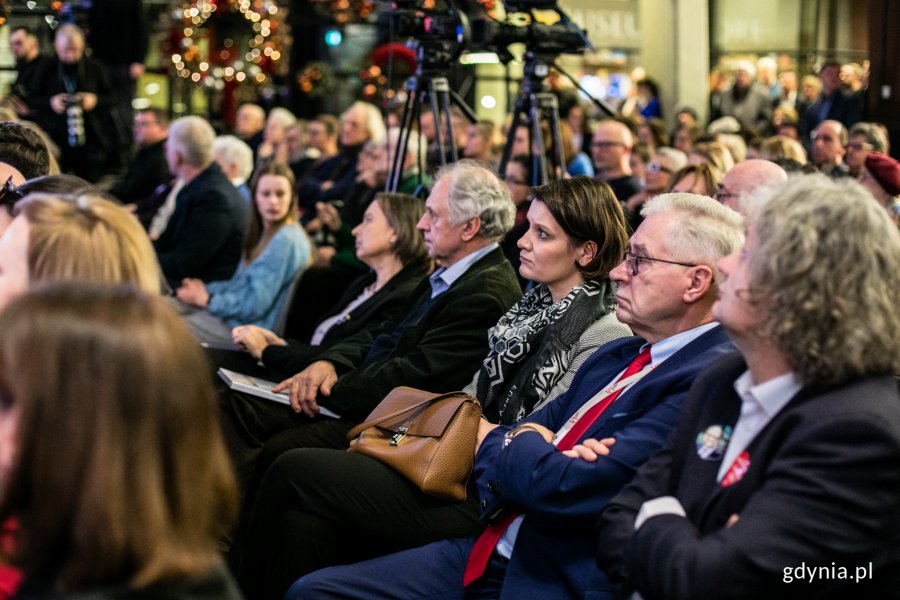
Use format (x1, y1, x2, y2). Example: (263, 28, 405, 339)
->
(287, 193, 744, 599)
(597, 175, 900, 598)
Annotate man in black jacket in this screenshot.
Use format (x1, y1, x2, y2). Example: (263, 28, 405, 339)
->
(30, 23, 114, 182)
(107, 108, 170, 206)
(153, 116, 248, 289)
(220, 159, 522, 490)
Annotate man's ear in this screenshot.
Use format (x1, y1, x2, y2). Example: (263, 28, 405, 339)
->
(460, 216, 482, 242)
(682, 265, 714, 304)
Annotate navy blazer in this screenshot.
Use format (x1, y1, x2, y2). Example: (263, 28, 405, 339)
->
(597, 353, 900, 599)
(473, 326, 735, 599)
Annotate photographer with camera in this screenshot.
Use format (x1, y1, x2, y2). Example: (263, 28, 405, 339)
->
(30, 23, 115, 183)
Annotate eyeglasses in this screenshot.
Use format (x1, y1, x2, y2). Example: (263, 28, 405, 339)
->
(133, 120, 158, 128)
(0, 176, 23, 215)
(591, 141, 624, 150)
(646, 161, 672, 175)
(622, 251, 697, 277)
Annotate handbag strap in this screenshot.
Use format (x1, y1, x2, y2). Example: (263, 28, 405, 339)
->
(347, 391, 471, 439)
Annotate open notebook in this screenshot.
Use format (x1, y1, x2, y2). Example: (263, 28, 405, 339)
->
(218, 368, 341, 419)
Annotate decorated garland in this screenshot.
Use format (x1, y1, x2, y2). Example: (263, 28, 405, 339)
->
(159, 0, 289, 88)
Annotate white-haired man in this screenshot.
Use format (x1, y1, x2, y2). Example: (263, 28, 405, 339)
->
(154, 116, 248, 289)
(712, 60, 773, 134)
(288, 193, 743, 599)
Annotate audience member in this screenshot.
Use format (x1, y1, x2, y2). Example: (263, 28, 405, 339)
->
(715, 158, 788, 212)
(591, 119, 641, 203)
(712, 60, 772, 134)
(463, 120, 497, 164)
(8, 26, 48, 118)
(297, 101, 385, 214)
(153, 116, 248, 288)
(859, 152, 900, 227)
(845, 121, 889, 177)
(287, 193, 742, 600)
(635, 78, 663, 119)
(107, 107, 170, 205)
(213, 135, 254, 202)
(175, 162, 312, 345)
(805, 60, 861, 133)
(257, 107, 298, 164)
(234, 176, 635, 598)
(690, 140, 735, 174)
(0, 192, 161, 311)
(30, 24, 114, 182)
(809, 119, 850, 177)
(637, 117, 669, 153)
(561, 121, 595, 177)
(0, 121, 51, 181)
(499, 154, 533, 285)
(0, 283, 240, 599)
(293, 113, 339, 190)
(597, 174, 900, 598)
(218, 160, 520, 490)
(564, 103, 590, 154)
(221, 193, 429, 379)
(667, 163, 723, 196)
(672, 123, 701, 155)
(758, 135, 808, 165)
(234, 103, 266, 158)
(755, 56, 780, 104)
(626, 147, 688, 230)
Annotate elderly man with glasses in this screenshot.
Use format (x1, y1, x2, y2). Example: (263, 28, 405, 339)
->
(591, 119, 642, 205)
(288, 193, 742, 600)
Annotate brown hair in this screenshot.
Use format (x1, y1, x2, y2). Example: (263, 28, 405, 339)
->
(0, 283, 238, 590)
(243, 161, 302, 262)
(373, 192, 429, 271)
(17, 193, 161, 294)
(530, 176, 628, 280)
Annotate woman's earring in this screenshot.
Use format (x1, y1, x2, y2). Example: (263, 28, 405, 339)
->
(390, 237, 397, 244)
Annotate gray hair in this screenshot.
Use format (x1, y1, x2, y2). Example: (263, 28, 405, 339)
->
(343, 101, 387, 147)
(848, 122, 889, 154)
(169, 116, 215, 168)
(743, 174, 900, 385)
(212, 135, 254, 181)
(267, 107, 297, 131)
(641, 193, 744, 283)
(435, 159, 514, 241)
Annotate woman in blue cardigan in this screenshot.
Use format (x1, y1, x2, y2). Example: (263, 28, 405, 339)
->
(176, 162, 312, 344)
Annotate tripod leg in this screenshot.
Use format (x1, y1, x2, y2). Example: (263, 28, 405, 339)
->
(389, 79, 420, 192)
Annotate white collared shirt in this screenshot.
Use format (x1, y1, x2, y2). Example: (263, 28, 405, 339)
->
(717, 370, 801, 481)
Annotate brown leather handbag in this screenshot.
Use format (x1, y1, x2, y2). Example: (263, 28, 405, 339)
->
(347, 386, 482, 501)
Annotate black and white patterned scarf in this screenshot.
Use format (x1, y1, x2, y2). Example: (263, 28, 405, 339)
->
(477, 278, 616, 424)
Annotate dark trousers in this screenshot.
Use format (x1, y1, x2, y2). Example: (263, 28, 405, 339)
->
(286, 536, 508, 600)
(217, 389, 355, 494)
(233, 448, 483, 600)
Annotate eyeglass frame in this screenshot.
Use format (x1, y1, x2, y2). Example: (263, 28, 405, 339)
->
(622, 251, 697, 277)
(714, 183, 740, 203)
(591, 140, 625, 150)
(0, 176, 24, 216)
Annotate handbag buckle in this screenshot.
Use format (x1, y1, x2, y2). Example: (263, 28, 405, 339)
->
(390, 425, 409, 446)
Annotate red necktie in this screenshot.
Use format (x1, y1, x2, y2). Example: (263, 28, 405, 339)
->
(463, 346, 653, 586)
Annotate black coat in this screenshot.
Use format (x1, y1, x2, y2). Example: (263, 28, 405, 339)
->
(597, 352, 900, 599)
(108, 139, 170, 204)
(153, 163, 248, 288)
(314, 246, 522, 421)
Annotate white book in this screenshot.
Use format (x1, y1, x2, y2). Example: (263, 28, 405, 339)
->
(217, 368, 341, 419)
